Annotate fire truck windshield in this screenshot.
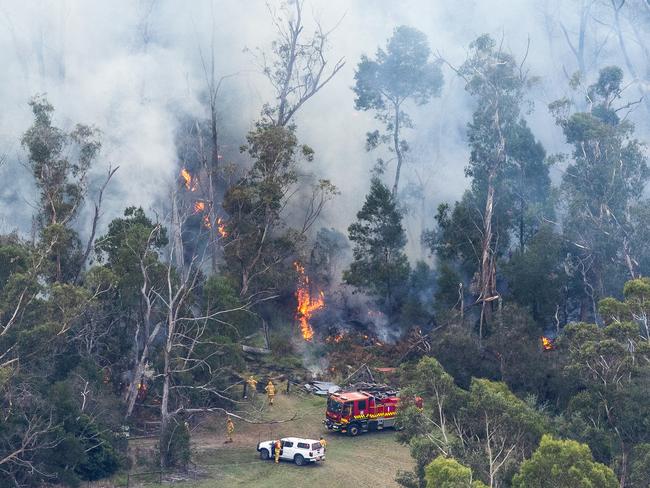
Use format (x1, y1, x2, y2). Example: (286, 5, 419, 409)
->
(342, 403, 352, 416)
(327, 397, 342, 413)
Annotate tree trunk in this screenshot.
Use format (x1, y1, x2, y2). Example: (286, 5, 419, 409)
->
(392, 103, 403, 196)
(171, 191, 185, 270)
(160, 312, 173, 469)
(124, 341, 153, 418)
(478, 170, 498, 344)
(208, 103, 220, 273)
(618, 441, 628, 488)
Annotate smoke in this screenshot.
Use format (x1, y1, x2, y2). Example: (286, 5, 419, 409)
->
(0, 0, 648, 258)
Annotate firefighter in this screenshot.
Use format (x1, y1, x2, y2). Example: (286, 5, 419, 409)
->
(319, 436, 327, 452)
(246, 375, 258, 398)
(265, 380, 276, 406)
(274, 439, 282, 463)
(225, 416, 235, 443)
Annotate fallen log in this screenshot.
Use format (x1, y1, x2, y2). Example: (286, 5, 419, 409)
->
(242, 345, 271, 355)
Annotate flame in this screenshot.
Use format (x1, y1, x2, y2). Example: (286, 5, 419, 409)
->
(193, 201, 228, 237)
(294, 261, 324, 341)
(216, 217, 228, 238)
(541, 336, 554, 351)
(180, 169, 197, 191)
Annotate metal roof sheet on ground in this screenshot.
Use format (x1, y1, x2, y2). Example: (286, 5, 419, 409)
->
(304, 381, 340, 396)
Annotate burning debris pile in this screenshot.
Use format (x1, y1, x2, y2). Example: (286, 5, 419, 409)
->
(294, 261, 325, 341)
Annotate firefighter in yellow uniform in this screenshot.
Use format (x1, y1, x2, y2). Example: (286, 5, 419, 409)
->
(274, 439, 282, 463)
(225, 416, 234, 443)
(319, 436, 327, 452)
(246, 375, 258, 398)
(265, 380, 276, 406)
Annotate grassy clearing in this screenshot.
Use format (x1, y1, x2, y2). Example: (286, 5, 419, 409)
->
(130, 391, 413, 488)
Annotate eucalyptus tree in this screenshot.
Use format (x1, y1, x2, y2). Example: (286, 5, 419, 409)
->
(21, 95, 103, 283)
(551, 66, 649, 319)
(438, 35, 548, 339)
(353, 25, 443, 195)
(257, 0, 345, 127)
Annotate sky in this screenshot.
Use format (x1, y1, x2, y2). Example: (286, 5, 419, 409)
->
(0, 0, 648, 258)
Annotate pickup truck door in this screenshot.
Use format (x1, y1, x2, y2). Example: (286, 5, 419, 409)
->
(280, 440, 294, 459)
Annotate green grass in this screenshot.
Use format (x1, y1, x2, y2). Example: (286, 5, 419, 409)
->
(131, 393, 413, 488)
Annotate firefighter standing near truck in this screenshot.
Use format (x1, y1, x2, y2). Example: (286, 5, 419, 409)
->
(225, 416, 235, 443)
(265, 380, 276, 406)
(319, 436, 327, 452)
(274, 439, 282, 463)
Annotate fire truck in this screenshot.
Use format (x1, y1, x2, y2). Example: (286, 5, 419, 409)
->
(324, 386, 421, 436)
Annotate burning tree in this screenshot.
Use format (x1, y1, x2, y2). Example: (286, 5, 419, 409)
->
(293, 261, 324, 341)
(223, 124, 337, 298)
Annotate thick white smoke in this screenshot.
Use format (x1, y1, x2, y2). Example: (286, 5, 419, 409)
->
(0, 0, 647, 259)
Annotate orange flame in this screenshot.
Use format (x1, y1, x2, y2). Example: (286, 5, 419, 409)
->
(216, 217, 228, 238)
(180, 169, 197, 191)
(193, 201, 228, 237)
(541, 336, 554, 351)
(294, 261, 324, 341)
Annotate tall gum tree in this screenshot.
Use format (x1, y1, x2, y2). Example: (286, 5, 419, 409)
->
(551, 66, 649, 320)
(353, 25, 443, 196)
(449, 35, 539, 341)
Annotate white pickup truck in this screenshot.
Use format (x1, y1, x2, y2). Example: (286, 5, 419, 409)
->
(256, 437, 325, 465)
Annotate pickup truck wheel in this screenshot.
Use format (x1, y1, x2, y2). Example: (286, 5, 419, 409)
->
(260, 449, 270, 461)
(348, 424, 360, 437)
(294, 454, 305, 466)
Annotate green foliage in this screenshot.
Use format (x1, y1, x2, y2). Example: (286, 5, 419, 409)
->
(20, 95, 101, 282)
(628, 443, 650, 488)
(354, 25, 442, 190)
(21, 95, 101, 228)
(343, 178, 410, 311)
(553, 67, 649, 307)
(224, 123, 330, 296)
(599, 277, 650, 341)
(354, 25, 442, 111)
(398, 357, 550, 487)
(503, 225, 566, 325)
(430, 35, 553, 323)
(425, 456, 487, 488)
(512, 435, 617, 488)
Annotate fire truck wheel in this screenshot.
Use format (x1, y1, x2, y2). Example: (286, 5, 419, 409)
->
(348, 424, 360, 437)
(260, 449, 270, 460)
(294, 454, 305, 466)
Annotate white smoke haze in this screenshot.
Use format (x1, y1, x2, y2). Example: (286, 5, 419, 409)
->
(0, 0, 648, 259)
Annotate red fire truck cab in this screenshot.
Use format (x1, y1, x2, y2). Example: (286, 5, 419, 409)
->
(324, 389, 419, 436)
